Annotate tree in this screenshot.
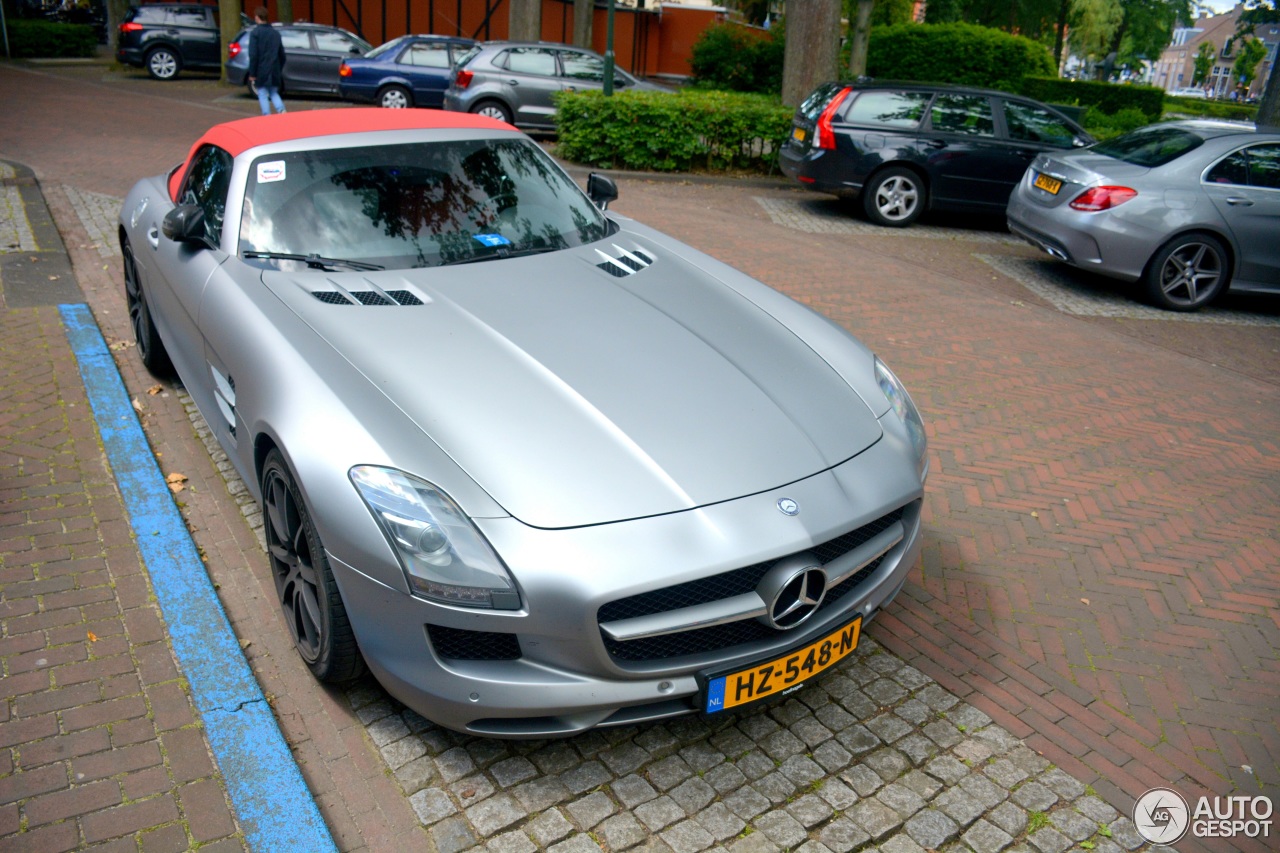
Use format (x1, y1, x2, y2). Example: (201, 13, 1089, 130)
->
(781, 0, 841, 106)
(1238, 0, 1278, 125)
(848, 0, 874, 76)
(1232, 35, 1267, 92)
(573, 0, 592, 49)
(1192, 41, 1214, 85)
(509, 0, 541, 42)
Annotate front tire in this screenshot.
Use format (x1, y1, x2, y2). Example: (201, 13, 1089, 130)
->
(122, 238, 173, 376)
(1143, 232, 1229, 311)
(379, 85, 412, 108)
(471, 99, 513, 124)
(145, 47, 180, 80)
(863, 166, 924, 227)
(261, 450, 364, 682)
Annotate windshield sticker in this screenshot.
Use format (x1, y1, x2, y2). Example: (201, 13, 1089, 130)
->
(473, 234, 512, 248)
(257, 161, 287, 183)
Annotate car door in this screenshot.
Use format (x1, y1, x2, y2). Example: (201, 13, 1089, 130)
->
(278, 28, 321, 93)
(1203, 143, 1280, 287)
(169, 6, 218, 69)
(921, 93, 1013, 210)
(146, 145, 231, 412)
(310, 28, 365, 94)
(401, 40, 455, 107)
(495, 46, 561, 127)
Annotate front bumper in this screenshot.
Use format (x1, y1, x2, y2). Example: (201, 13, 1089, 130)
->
(333, 432, 926, 737)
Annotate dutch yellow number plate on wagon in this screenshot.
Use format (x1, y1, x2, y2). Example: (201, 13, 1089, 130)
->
(1034, 172, 1063, 195)
(703, 616, 862, 713)
(793, 127, 806, 142)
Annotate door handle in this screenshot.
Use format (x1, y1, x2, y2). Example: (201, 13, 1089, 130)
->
(507, 79, 520, 86)
(147, 226, 160, 249)
(1226, 197, 1254, 206)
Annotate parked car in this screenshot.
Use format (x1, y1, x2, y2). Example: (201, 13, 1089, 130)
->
(1007, 120, 1280, 310)
(117, 3, 231, 80)
(780, 81, 1095, 227)
(118, 108, 927, 736)
(226, 22, 371, 97)
(443, 41, 669, 129)
(337, 34, 477, 108)
(1170, 87, 1209, 99)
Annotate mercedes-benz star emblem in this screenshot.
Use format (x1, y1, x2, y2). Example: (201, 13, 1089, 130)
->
(777, 498, 800, 516)
(766, 568, 826, 629)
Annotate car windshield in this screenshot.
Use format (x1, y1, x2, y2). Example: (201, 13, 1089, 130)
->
(364, 36, 409, 60)
(239, 137, 609, 270)
(1091, 125, 1205, 167)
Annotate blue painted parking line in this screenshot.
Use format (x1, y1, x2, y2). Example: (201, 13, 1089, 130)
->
(59, 303, 336, 853)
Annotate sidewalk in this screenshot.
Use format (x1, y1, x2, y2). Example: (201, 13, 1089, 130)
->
(0, 160, 329, 851)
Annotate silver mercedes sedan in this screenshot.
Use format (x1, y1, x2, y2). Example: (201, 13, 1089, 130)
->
(119, 109, 927, 737)
(1007, 120, 1280, 310)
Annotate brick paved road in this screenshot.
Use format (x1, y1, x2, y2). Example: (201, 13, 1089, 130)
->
(3, 58, 1278, 853)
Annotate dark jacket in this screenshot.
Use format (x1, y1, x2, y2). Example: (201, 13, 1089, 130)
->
(248, 23, 285, 89)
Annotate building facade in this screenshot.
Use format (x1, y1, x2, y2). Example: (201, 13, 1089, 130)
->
(1151, 4, 1277, 99)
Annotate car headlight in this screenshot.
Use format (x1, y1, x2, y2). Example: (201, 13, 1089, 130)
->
(350, 466, 520, 610)
(875, 357, 928, 482)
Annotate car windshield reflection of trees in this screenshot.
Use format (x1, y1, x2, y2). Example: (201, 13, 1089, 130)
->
(239, 139, 607, 271)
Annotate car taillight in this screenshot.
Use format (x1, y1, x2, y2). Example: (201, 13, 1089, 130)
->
(119, 21, 143, 32)
(455, 69, 473, 89)
(228, 42, 241, 58)
(339, 61, 351, 77)
(815, 86, 852, 150)
(1069, 186, 1137, 211)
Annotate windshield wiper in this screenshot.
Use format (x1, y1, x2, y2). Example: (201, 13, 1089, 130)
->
(437, 245, 560, 267)
(243, 251, 385, 271)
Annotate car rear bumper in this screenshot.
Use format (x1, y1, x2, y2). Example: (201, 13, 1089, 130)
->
(779, 144, 862, 197)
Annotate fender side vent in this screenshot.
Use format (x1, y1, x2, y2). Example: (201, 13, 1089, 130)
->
(596, 246, 654, 277)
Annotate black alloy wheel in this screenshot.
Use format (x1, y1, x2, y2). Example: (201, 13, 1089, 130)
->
(261, 450, 364, 682)
(122, 238, 173, 376)
(1143, 232, 1230, 311)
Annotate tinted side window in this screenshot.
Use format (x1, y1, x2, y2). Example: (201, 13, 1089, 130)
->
(314, 30, 358, 53)
(842, 91, 929, 128)
(180, 146, 233, 244)
(1206, 151, 1250, 186)
(405, 42, 451, 68)
(502, 47, 558, 76)
(931, 94, 995, 136)
(1004, 101, 1076, 147)
(280, 29, 312, 50)
(127, 6, 165, 23)
(1246, 143, 1280, 189)
(169, 8, 209, 27)
(560, 51, 603, 81)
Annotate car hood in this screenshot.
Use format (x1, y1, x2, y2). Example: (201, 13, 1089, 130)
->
(261, 239, 882, 529)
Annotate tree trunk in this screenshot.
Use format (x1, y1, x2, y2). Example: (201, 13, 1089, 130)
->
(106, 0, 130, 53)
(509, 0, 542, 42)
(781, 0, 841, 107)
(573, 0, 593, 49)
(847, 0, 873, 78)
(1052, 0, 1069, 70)
(1258, 62, 1279, 128)
(218, 0, 240, 83)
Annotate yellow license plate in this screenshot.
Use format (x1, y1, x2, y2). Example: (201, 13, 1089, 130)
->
(793, 127, 806, 142)
(703, 616, 862, 713)
(1034, 172, 1063, 195)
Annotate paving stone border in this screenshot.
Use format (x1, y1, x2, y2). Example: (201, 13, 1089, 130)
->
(753, 196, 1023, 244)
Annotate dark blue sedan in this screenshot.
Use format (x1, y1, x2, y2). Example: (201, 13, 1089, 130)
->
(339, 35, 476, 108)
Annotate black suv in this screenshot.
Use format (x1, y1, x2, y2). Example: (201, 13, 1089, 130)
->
(117, 3, 226, 80)
(780, 80, 1094, 227)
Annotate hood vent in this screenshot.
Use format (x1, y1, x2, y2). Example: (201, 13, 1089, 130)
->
(311, 289, 423, 306)
(595, 245, 654, 278)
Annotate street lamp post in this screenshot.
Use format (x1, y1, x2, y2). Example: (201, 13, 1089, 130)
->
(603, 0, 615, 96)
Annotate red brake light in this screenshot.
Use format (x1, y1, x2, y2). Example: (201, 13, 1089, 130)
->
(816, 86, 852, 150)
(338, 61, 351, 77)
(455, 69, 473, 89)
(228, 41, 241, 58)
(1069, 186, 1137, 211)
(119, 21, 144, 32)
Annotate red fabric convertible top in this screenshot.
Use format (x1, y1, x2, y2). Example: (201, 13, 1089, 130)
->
(168, 108, 512, 201)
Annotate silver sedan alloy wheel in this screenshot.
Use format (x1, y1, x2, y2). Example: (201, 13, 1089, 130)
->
(864, 168, 923, 227)
(1147, 233, 1228, 311)
(379, 86, 411, 109)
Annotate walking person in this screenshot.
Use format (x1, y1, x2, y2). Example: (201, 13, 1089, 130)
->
(248, 6, 286, 115)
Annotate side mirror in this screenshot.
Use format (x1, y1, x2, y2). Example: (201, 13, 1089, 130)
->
(162, 205, 209, 246)
(587, 173, 618, 210)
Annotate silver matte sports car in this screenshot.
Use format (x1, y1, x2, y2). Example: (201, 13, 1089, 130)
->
(119, 109, 928, 737)
(1008, 120, 1280, 310)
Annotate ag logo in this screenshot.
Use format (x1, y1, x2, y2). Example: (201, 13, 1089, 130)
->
(1133, 787, 1190, 844)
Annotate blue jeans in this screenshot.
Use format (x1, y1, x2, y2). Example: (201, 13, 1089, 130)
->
(256, 84, 285, 115)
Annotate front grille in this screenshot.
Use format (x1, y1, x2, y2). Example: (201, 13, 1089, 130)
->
(427, 625, 521, 661)
(598, 506, 904, 663)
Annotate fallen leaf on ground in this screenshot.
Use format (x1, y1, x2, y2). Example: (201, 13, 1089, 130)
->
(147, 385, 163, 395)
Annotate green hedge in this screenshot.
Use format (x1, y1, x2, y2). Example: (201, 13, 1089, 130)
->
(866, 23, 1054, 95)
(554, 90, 793, 174)
(1022, 77, 1164, 120)
(6, 20, 99, 59)
(689, 23, 784, 95)
(1161, 96, 1257, 121)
